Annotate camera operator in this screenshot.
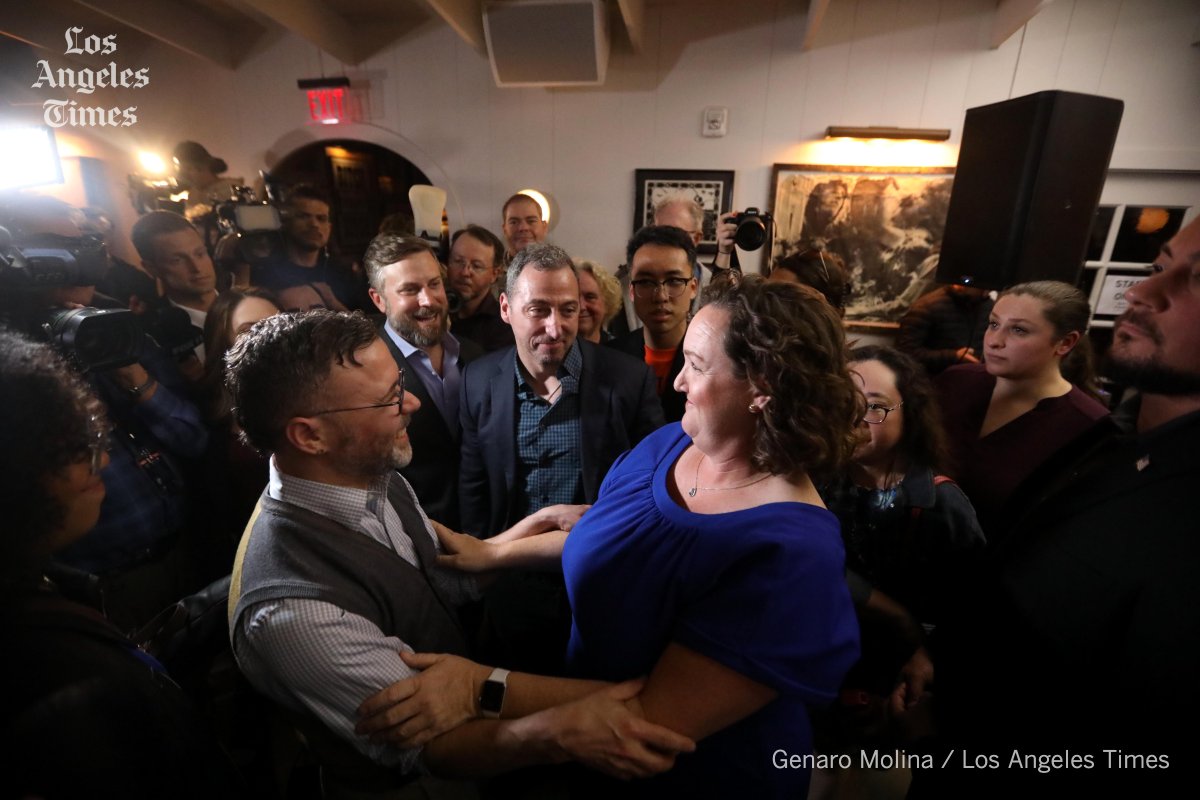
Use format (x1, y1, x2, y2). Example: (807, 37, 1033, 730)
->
(2, 200, 212, 633)
(173, 141, 239, 218)
(250, 184, 368, 311)
(0, 329, 244, 799)
(81, 206, 159, 315)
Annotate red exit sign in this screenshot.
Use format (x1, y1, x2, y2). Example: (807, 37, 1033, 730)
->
(307, 88, 345, 124)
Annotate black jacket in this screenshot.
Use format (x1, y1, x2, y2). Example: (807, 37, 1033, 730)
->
(379, 323, 483, 529)
(459, 340, 665, 537)
(606, 327, 687, 423)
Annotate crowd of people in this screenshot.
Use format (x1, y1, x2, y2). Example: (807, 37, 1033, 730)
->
(2, 141, 1199, 799)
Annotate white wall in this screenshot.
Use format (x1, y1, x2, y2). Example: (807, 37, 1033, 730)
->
(28, 0, 1200, 271)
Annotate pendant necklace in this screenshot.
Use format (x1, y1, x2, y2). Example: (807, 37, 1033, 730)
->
(689, 452, 771, 497)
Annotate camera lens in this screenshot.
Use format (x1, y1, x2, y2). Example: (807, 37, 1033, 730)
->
(734, 217, 768, 251)
(43, 307, 141, 372)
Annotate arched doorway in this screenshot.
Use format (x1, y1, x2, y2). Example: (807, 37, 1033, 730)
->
(270, 139, 432, 263)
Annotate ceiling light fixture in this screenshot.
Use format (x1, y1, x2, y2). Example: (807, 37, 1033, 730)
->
(825, 126, 951, 141)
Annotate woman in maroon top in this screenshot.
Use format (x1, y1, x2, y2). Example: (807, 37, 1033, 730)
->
(199, 288, 281, 551)
(934, 281, 1109, 539)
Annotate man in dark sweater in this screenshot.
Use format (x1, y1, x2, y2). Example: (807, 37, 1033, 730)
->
(224, 310, 688, 788)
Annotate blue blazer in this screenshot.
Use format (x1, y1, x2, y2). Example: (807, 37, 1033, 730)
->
(458, 340, 665, 537)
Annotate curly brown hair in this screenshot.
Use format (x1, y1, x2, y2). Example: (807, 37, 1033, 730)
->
(700, 273, 863, 478)
(224, 310, 380, 453)
(0, 329, 107, 576)
(849, 345, 950, 472)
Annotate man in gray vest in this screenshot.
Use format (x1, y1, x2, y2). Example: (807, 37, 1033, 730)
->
(224, 310, 690, 790)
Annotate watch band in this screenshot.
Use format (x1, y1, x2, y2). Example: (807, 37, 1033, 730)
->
(479, 667, 510, 720)
(127, 375, 156, 398)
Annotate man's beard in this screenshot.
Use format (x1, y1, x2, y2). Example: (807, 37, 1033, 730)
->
(454, 282, 484, 304)
(330, 422, 413, 481)
(526, 335, 568, 370)
(1107, 311, 1200, 395)
(395, 308, 448, 348)
(1105, 352, 1200, 396)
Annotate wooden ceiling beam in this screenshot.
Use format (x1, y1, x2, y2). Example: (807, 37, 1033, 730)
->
(74, 0, 244, 69)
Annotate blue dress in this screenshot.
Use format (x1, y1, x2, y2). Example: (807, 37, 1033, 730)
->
(562, 424, 860, 797)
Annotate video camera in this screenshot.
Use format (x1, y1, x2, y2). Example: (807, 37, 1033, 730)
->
(0, 216, 141, 373)
(128, 173, 185, 216)
(211, 186, 283, 270)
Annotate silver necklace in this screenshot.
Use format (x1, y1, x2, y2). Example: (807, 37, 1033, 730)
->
(688, 453, 771, 497)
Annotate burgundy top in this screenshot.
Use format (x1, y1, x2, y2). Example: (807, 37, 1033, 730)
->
(934, 363, 1109, 538)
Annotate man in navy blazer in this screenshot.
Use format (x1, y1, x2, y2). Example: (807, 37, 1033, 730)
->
(365, 234, 482, 530)
(458, 243, 664, 672)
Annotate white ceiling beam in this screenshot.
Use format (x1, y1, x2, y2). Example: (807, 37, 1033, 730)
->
(991, 0, 1054, 49)
(615, 0, 645, 52)
(73, 0, 241, 69)
(420, 0, 487, 52)
(236, 0, 361, 65)
(801, 0, 831, 51)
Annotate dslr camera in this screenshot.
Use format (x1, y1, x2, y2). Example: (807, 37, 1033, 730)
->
(729, 208, 775, 251)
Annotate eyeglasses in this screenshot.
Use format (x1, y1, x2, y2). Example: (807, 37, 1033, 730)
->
(631, 277, 692, 299)
(862, 402, 903, 425)
(309, 369, 406, 417)
(449, 258, 493, 275)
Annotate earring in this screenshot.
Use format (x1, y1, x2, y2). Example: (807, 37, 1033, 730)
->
(748, 404, 758, 414)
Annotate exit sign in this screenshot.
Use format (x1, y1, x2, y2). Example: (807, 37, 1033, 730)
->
(307, 88, 345, 125)
(298, 77, 352, 125)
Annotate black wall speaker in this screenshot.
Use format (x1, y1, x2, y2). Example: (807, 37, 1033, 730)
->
(937, 90, 1124, 290)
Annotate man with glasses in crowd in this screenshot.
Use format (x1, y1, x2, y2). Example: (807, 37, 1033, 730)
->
(227, 310, 678, 791)
(608, 226, 698, 422)
(446, 225, 515, 352)
(652, 196, 709, 310)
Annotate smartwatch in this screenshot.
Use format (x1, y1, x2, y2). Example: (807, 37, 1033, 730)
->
(479, 667, 509, 719)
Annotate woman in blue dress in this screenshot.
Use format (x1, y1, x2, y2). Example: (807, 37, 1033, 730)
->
(358, 274, 863, 797)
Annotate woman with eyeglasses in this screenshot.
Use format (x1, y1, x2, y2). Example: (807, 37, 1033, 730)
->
(819, 346, 984, 740)
(0, 328, 243, 797)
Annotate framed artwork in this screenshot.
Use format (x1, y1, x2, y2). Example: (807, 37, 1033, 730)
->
(634, 169, 735, 254)
(770, 163, 955, 327)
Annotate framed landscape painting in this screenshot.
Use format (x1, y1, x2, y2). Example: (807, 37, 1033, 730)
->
(634, 169, 735, 255)
(770, 164, 955, 326)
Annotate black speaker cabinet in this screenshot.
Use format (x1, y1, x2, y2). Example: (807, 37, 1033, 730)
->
(937, 90, 1124, 290)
